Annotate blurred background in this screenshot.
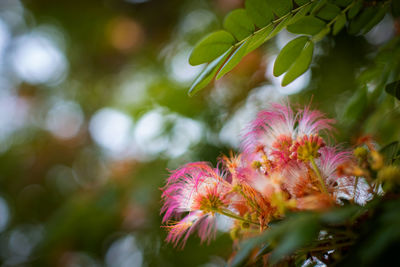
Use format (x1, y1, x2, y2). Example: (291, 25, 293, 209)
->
(0, 0, 399, 266)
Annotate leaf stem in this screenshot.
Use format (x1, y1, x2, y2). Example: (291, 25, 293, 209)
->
(214, 208, 260, 226)
(310, 157, 328, 194)
(236, 186, 264, 215)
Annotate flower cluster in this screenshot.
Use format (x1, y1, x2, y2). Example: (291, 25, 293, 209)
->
(161, 103, 358, 247)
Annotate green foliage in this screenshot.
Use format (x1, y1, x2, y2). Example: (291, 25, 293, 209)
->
(188, 0, 395, 95)
(189, 31, 235, 65)
(189, 48, 233, 96)
(245, 0, 274, 28)
(223, 9, 255, 41)
(380, 141, 400, 165)
(282, 41, 314, 86)
(266, 0, 293, 17)
(273, 36, 309, 77)
(231, 206, 363, 266)
(287, 16, 326, 35)
(316, 3, 341, 20)
(333, 13, 347, 35)
(216, 40, 250, 79)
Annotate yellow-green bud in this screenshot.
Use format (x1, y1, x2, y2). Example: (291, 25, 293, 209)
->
(241, 221, 250, 229)
(370, 151, 384, 170)
(354, 146, 368, 159)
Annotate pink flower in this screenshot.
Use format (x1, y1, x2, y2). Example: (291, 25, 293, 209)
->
(161, 162, 233, 247)
(164, 211, 217, 248)
(243, 103, 295, 165)
(317, 146, 355, 199)
(242, 103, 334, 167)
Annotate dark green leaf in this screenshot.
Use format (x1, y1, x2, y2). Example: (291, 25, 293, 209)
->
(287, 16, 326, 35)
(348, 7, 377, 35)
(317, 3, 341, 20)
(189, 31, 235, 65)
(216, 39, 250, 79)
(333, 13, 347, 35)
(266, 0, 293, 17)
(269, 214, 320, 264)
(385, 80, 400, 100)
(282, 41, 314, 86)
(246, 24, 274, 53)
(188, 48, 233, 96)
(348, 0, 363, 19)
(273, 36, 309, 77)
(245, 0, 274, 28)
(320, 205, 362, 224)
(224, 9, 255, 41)
(380, 141, 400, 164)
(230, 232, 270, 267)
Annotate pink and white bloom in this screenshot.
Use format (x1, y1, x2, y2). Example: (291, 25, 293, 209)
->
(242, 103, 334, 167)
(318, 146, 356, 200)
(161, 162, 233, 247)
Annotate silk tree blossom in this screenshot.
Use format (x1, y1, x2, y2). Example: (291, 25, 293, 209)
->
(161, 102, 364, 248)
(161, 162, 235, 247)
(242, 103, 334, 168)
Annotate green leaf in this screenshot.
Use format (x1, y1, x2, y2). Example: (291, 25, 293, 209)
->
(311, 26, 330, 42)
(269, 14, 294, 39)
(230, 232, 270, 267)
(348, 7, 377, 35)
(333, 13, 347, 35)
(348, 1, 363, 19)
(245, 0, 274, 28)
(385, 80, 400, 100)
(311, 0, 328, 15)
(282, 41, 314, 86)
(269, 214, 320, 264)
(289, 4, 313, 24)
(224, 9, 255, 41)
(317, 3, 341, 20)
(287, 16, 326, 35)
(216, 39, 250, 79)
(362, 4, 389, 34)
(320, 205, 362, 224)
(188, 48, 233, 96)
(266, 0, 293, 17)
(273, 36, 309, 77)
(246, 24, 274, 53)
(380, 141, 400, 165)
(189, 31, 235, 66)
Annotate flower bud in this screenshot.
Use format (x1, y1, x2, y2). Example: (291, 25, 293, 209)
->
(354, 146, 368, 160)
(370, 151, 384, 170)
